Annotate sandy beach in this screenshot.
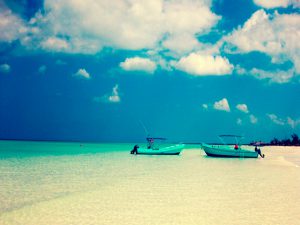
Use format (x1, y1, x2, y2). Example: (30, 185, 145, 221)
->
(0, 142, 299, 225)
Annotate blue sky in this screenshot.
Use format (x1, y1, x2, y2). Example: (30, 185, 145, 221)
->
(0, 0, 299, 143)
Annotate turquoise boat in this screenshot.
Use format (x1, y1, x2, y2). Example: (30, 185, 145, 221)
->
(131, 137, 185, 155)
(201, 135, 264, 158)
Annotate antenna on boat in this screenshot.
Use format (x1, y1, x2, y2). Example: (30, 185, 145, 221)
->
(139, 120, 149, 136)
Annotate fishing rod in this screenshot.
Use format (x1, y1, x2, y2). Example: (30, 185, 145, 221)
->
(138, 120, 150, 137)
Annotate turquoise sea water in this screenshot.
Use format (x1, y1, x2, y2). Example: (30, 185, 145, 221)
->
(0, 141, 300, 225)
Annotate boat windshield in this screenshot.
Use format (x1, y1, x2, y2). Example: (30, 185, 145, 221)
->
(218, 135, 244, 145)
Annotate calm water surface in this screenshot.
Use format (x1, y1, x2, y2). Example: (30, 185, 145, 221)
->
(0, 141, 299, 225)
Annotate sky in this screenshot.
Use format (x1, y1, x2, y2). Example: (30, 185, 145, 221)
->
(0, 0, 299, 143)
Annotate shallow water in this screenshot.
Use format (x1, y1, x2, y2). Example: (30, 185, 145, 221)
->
(0, 141, 299, 225)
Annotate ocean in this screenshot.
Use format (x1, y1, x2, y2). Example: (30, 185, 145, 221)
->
(0, 140, 299, 225)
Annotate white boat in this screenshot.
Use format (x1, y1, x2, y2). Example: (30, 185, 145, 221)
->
(201, 135, 264, 158)
(131, 137, 184, 155)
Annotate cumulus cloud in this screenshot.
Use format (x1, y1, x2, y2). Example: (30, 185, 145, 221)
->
(0, 6, 27, 43)
(287, 117, 300, 129)
(287, 117, 296, 128)
(234, 65, 247, 75)
(250, 114, 258, 124)
(95, 85, 121, 104)
(213, 98, 230, 112)
(236, 65, 296, 83)
(120, 57, 157, 73)
(253, 0, 299, 9)
(175, 53, 233, 76)
(250, 68, 295, 83)
(267, 113, 285, 125)
(38, 65, 47, 74)
(0, 63, 11, 73)
(162, 34, 201, 55)
(101, 84, 121, 103)
(1, 0, 219, 55)
(41, 37, 69, 52)
(73, 69, 91, 79)
(267, 114, 300, 128)
(202, 103, 208, 109)
(225, 10, 300, 74)
(109, 85, 121, 103)
(236, 104, 249, 113)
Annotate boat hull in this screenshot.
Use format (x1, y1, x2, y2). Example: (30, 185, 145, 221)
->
(137, 144, 185, 155)
(202, 144, 258, 158)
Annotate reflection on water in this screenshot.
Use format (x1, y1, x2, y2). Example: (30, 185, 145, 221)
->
(0, 142, 300, 225)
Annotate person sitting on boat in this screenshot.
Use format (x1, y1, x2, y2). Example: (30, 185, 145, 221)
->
(147, 138, 154, 149)
(255, 146, 265, 158)
(130, 145, 139, 154)
(234, 144, 238, 150)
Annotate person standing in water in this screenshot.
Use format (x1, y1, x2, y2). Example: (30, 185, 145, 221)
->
(130, 145, 139, 154)
(255, 146, 265, 158)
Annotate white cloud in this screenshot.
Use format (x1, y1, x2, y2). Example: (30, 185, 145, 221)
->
(236, 104, 249, 113)
(73, 69, 91, 79)
(0, 63, 10, 73)
(0, 6, 27, 43)
(267, 113, 285, 125)
(235, 65, 296, 84)
(253, 0, 299, 9)
(163, 0, 219, 34)
(250, 114, 258, 124)
(6, 0, 219, 55)
(162, 34, 201, 55)
(287, 117, 300, 129)
(109, 85, 121, 103)
(103, 84, 121, 103)
(250, 68, 295, 83)
(287, 117, 296, 128)
(234, 65, 247, 75)
(41, 37, 69, 52)
(38, 65, 47, 74)
(267, 114, 300, 128)
(120, 57, 157, 73)
(213, 98, 230, 112)
(175, 53, 233, 76)
(96, 85, 121, 104)
(225, 10, 300, 74)
(202, 103, 208, 109)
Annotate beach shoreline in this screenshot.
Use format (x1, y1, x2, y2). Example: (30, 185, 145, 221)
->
(0, 142, 299, 225)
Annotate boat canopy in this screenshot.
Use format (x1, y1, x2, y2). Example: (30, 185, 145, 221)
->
(146, 137, 167, 141)
(219, 135, 243, 138)
(218, 135, 244, 145)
